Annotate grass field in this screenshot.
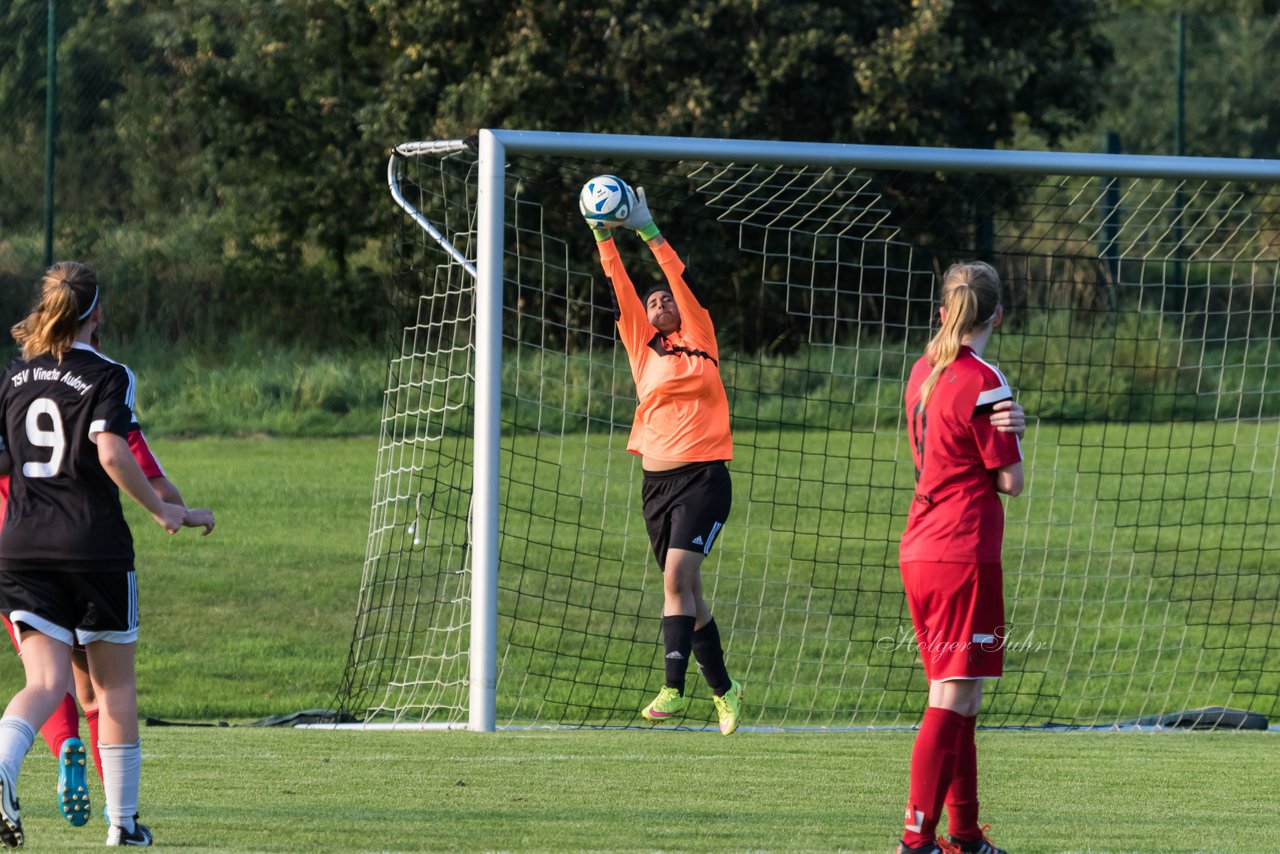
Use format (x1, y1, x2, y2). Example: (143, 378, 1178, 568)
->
(0, 437, 373, 720)
(5, 727, 1278, 852)
(0, 437, 1275, 852)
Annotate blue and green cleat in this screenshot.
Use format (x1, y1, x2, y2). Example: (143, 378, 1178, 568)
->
(58, 737, 91, 827)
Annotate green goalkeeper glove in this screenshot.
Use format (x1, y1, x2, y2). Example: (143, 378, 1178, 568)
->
(621, 186, 661, 241)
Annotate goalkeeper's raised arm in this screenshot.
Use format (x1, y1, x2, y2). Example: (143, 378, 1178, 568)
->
(581, 177, 743, 736)
(587, 185, 717, 361)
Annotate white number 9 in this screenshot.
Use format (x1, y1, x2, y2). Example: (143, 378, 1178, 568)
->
(23, 398, 66, 479)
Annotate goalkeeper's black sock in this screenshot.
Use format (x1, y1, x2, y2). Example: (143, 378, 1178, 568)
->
(693, 618, 732, 696)
(662, 615, 696, 693)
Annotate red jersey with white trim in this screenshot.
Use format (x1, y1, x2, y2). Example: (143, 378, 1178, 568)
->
(596, 237, 733, 463)
(900, 345, 1022, 563)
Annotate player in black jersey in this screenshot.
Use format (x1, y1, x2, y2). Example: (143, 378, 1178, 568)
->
(0, 262, 211, 848)
(0, 326, 213, 830)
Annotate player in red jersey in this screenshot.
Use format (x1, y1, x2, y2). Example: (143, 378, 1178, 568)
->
(0, 262, 213, 848)
(896, 261, 1026, 854)
(0, 327, 211, 828)
(585, 181, 743, 735)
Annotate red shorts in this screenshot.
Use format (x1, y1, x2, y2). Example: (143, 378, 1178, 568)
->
(900, 561, 1005, 681)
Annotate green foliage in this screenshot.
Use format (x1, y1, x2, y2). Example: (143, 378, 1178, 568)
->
(851, 0, 1111, 148)
(110, 337, 388, 437)
(0, 3, 50, 234)
(0, 230, 44, 329)
(0, 0, 395, 345)
(7, 1, 1277, 356)
(370, 0, 1108, 147)
(1101, 11, 1280, 158)
(2, 0, 1112, 347)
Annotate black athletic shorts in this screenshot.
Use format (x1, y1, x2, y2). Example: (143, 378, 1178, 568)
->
(0, 570, 139, 646)
(641, 460, 732, 569)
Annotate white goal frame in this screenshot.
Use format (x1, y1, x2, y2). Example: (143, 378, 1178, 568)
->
(382, 129, 1280, 733)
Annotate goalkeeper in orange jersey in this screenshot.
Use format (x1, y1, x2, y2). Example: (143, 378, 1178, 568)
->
(583, 180, 743, 735)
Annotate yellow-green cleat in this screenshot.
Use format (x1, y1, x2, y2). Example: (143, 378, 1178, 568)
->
(641, 687, 690, 723)
(713, 679, 744, 735)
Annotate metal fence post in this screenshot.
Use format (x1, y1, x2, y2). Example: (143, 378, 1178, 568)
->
(43, 0, 57, 267)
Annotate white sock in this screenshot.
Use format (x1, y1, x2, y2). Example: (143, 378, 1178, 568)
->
(99, 739, 142, 832)
(0, 717, 36, 784)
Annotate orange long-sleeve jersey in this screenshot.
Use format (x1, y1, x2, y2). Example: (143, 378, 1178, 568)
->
(596, 236, 733, 464)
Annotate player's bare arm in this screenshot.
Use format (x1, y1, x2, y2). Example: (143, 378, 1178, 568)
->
(182, 507, 216, 536)
(995, 460, 1024, 497)
(148, 475, 184, 506)
(98, 433, 185, 533)
(147, 475, 215, 535)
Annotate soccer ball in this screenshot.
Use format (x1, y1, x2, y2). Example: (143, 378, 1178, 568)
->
(579, 175, 631, 228)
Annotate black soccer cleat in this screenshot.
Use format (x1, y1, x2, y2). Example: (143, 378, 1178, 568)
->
(896, 840, 944, 854)
(105, 819, 153, 847)
(945, 824, 1008, 854)
(0, 766, 22, 848)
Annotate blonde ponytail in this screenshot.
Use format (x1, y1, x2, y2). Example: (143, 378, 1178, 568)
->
(11, 262, 100, 363)
(917, 262, 1002, 408)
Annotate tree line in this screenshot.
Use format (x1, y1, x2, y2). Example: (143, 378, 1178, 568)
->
(1, 0, 1277, 348)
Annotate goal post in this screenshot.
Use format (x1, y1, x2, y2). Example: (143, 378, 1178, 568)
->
(336, 129, 1280, 732)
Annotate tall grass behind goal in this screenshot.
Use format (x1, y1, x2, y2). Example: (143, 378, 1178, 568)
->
(335, 132, 1280, 731)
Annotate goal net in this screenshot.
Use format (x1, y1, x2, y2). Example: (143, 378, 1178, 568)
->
(334, 132, 1280, 731)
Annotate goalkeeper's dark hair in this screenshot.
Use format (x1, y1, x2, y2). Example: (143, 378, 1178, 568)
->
(12, 261, 100, 363)
(918, 261, 1002, 408)
(642, 284, 673, 304)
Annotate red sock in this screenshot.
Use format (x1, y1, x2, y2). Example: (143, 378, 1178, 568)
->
(84, 707, 104, 782)
(39, 692, 81, 758)
(946, 714, 981, 842)
(902, 706, 965, 848)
